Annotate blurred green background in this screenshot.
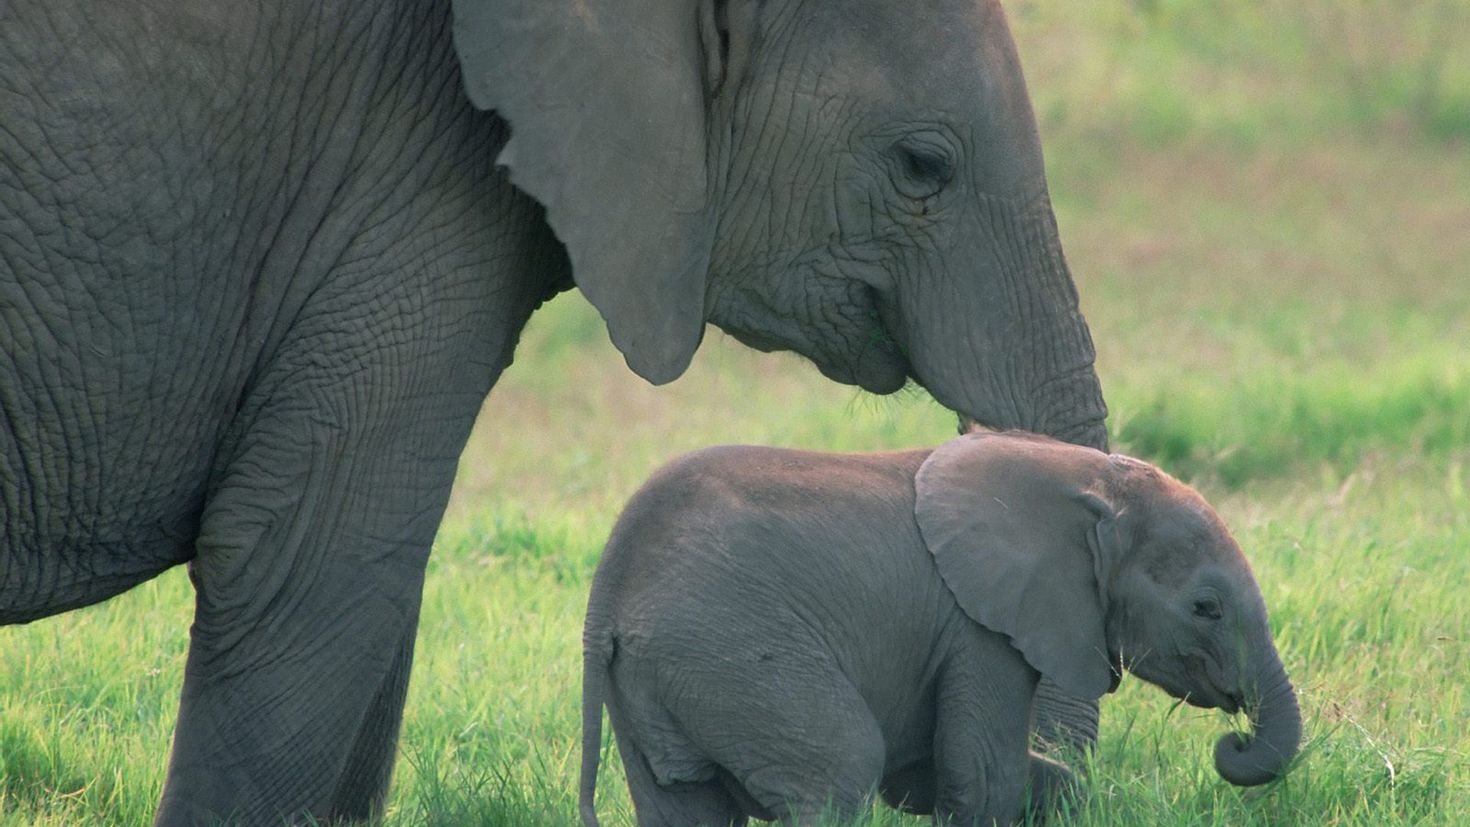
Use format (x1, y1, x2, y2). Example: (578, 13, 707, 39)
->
(3, 2, 1468, 824)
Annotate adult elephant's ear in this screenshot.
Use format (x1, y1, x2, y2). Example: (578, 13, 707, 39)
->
(451, 0, 719, 383)
(915, 432, 1124, 701)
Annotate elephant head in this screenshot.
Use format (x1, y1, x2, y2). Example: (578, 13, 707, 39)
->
(450, 0, 1107, 449)
(915, 432, 1301, 786)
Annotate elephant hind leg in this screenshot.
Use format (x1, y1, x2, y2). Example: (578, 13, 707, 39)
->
(666, 667, 886, 826)
(613, 728, 748, 827)
(609, 625, 884, 824)
(748, 711, 885, 827)
(604, 678, 747, 827)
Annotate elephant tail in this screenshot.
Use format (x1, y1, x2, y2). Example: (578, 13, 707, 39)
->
(580, 624, 614, 827)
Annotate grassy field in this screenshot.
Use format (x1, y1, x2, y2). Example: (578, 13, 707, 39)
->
(4, 2, 1469, 825)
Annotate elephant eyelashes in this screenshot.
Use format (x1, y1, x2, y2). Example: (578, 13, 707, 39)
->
(1192, 599, 1223, 621)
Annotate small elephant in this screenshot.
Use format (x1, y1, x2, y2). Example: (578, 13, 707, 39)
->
(580, 431, 1300, 826)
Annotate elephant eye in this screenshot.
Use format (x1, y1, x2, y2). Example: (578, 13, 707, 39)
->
(890, 139, 956, 200)
(1192, 599, 1223, 621)
(900, 146, 953, 185)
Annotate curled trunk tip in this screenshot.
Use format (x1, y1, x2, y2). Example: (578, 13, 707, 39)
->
(1214, 731, 1282, 786)
(1212, 668, 1302, 786)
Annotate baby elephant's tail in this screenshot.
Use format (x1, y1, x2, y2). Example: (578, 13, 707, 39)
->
(580, 625, 614, 827)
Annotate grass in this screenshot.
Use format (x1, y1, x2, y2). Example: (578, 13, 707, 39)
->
(4, 2, 1470, 825)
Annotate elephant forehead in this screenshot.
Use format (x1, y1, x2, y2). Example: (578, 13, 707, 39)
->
(1138, 494, 1243, 566)
(819, 0, 1037, 153)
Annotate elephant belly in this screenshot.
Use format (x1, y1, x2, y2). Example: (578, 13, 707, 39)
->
(0, 333, 223, 624)
(0, 0, 270, 623)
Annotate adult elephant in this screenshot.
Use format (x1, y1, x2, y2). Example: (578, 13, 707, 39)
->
(0, 0, 1108, 824)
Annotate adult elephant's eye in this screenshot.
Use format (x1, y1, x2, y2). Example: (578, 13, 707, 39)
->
(890, 137, 956, 200)
(1192, 599, 1223, 621)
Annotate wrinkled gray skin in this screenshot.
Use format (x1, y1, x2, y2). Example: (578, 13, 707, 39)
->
(2, 0, 1107, 823)
(582, 432, 1300, 827)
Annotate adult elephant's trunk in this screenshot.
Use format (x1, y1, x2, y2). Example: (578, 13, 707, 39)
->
(1047, 411, 1109, 453)
(1214, 648, 1301, 786)
(908, 189, 1109, 454)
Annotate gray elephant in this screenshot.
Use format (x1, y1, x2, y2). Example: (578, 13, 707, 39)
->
(2, 0, 1108, 823)
(580, 431, 1301, 826)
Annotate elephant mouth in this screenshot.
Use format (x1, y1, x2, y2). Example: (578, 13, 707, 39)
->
(802, 341, 908, 395)
(1134, 658, 1242, 713)
(724, 328, 786, 354)
(957, 414, 995, 435)
(1221, 691, 1245, 715)
(1180, 685, 1243, 714)
(1196, 684, 1247, 714)
(720, 318, 910, 395)
(1198, 654, 1246, 714)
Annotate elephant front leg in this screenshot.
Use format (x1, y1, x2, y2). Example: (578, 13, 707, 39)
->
(160, 612, 421, 826)
(1024, 752, 1080, 822)
(1031, 677, 1099, 755)
(931, 634, 1038, 827)
(153, 351, 483, 825)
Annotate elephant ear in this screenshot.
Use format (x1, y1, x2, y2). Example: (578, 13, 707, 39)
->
(451, 0, 717, 383)
(915, 432, 1124, 701)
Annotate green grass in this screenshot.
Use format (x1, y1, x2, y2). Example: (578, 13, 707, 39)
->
(4, 3, 1470, 825)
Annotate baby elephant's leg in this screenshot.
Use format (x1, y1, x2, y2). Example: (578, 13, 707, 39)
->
(664, 662, 885, 826)
(1024, 752, 1081, 821)
(931, 636, 1038, 825)
(755, 702, 885, 827)
(614, 726, 748, 827)
(604, 676, 747, 827)
(931, 728, 1028, 826)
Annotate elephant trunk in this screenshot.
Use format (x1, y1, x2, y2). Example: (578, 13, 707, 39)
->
(1040, 392, 1108, 451)
(1213, 648, 1301, 786)
(913, 189, 1109, 452)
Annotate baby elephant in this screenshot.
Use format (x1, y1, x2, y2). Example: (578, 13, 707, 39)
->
(580, 431, 1300, 826)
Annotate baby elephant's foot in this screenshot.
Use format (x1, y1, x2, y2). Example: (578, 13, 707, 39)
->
(1024, 752, 1083, 822)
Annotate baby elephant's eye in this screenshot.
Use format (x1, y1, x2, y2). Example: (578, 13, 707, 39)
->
(1192, 599, 1224, 620)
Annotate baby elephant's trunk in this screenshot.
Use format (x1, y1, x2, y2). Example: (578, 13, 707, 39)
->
(1213, 648, 1301, 786)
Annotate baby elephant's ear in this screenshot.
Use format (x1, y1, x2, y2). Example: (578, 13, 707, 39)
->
(915, 433, 1120, 701)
